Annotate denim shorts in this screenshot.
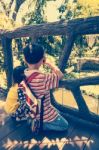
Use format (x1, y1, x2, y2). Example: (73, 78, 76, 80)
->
(43, 115, 68, 131)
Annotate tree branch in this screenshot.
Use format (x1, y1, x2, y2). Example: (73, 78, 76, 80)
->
(11, 0, 25, 21)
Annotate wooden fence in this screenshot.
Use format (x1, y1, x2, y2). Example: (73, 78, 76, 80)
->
(0, 16, 99, 127)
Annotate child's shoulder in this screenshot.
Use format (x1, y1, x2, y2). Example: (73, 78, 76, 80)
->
(25, 69, 45, 78)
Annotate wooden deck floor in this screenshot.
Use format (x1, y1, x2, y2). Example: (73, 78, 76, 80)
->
(0, 117, 99, 150)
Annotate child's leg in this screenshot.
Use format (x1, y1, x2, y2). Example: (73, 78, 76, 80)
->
(43, 115, 68, 131)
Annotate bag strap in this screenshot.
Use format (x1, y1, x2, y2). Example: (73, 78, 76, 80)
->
(24, 72, 44, 130)
(39, 96, 44, 131)
(24, 72, 39, 98)
(26, 72, 40, 83)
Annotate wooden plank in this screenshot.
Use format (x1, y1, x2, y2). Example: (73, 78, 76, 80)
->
(14, 127, 46, 149)
(84, 130, 99, 150)
(37, 121, 77, 150)
(60, 124, 92, 150)
(0, 117, 21, 141)
(0, 118, 95, 150)
(14, 127, 39, 150)
(0, 122, 30, 150)
(13, 120, 77, 150)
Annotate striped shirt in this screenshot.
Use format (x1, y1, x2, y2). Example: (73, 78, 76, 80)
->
(24, 69, 59, 122)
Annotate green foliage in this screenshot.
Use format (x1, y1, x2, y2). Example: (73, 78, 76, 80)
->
(58, 5, 67, 13)
(0, 0, 99, 71)
(22, 0, 47, 24)
(21, 0, 63, 62)
(58, 0, 99, 64)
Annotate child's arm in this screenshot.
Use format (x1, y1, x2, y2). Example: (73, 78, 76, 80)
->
(4, 84, 20, 114)
(44, 60, 64, 80)
(43, 59, 64, 90)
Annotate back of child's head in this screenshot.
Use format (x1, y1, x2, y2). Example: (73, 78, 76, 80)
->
(13, 66, 25, 84)
(23, 44, 44, 64)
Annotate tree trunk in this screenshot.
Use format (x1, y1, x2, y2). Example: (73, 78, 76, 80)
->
(0, 0, 9, 16)
(11, 0, 25, 21)
(7, 0, 14, 16)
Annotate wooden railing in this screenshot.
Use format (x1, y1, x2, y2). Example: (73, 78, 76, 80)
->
(51, 76, 99, 126)
(0, 16, 99, 127)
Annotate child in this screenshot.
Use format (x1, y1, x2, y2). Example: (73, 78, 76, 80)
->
(0, 66, 31, 121)
(23, 44, 68, 131)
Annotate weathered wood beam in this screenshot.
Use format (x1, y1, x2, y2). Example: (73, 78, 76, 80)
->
(58, 76, 99, 117)
(58, 33, 75, 72)
(59, 75, 99, 90)
(0, 16, 99, 39)
(31, 36, 37, 44)
(71, 87, 90, 115)
(51, 91, 99, 125)
(1, 37, 13, 89)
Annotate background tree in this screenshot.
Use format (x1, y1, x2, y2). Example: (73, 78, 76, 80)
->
(0, 0, 25, 21)
(22, 0, 62, 61)
(0, 0, 99, 76)
(58, 0, 99, 70)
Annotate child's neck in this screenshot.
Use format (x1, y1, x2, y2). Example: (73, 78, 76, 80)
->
(28, 64, 40, 70)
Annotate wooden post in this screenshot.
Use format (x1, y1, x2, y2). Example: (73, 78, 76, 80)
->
(1, 36, 13, 89)
(71, 87, 90, 116)
(31, 36, 37, 44)
(59, 33, 75, 72)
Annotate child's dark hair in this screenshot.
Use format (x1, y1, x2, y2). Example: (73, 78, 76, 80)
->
(13, 66, 25, 84)
(23, 44, 44, 64)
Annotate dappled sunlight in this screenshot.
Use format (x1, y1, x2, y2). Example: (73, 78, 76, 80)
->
(72, 136, 89, 148)
(0, 13, 14, 30)
(2, 136, 94, 150)
(79, 0, 99, 7)
(87, 139, 94, 148)
(3, 138, 36, 150)
(61, 136, 93, 149)
(3, 138, 19, 149)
